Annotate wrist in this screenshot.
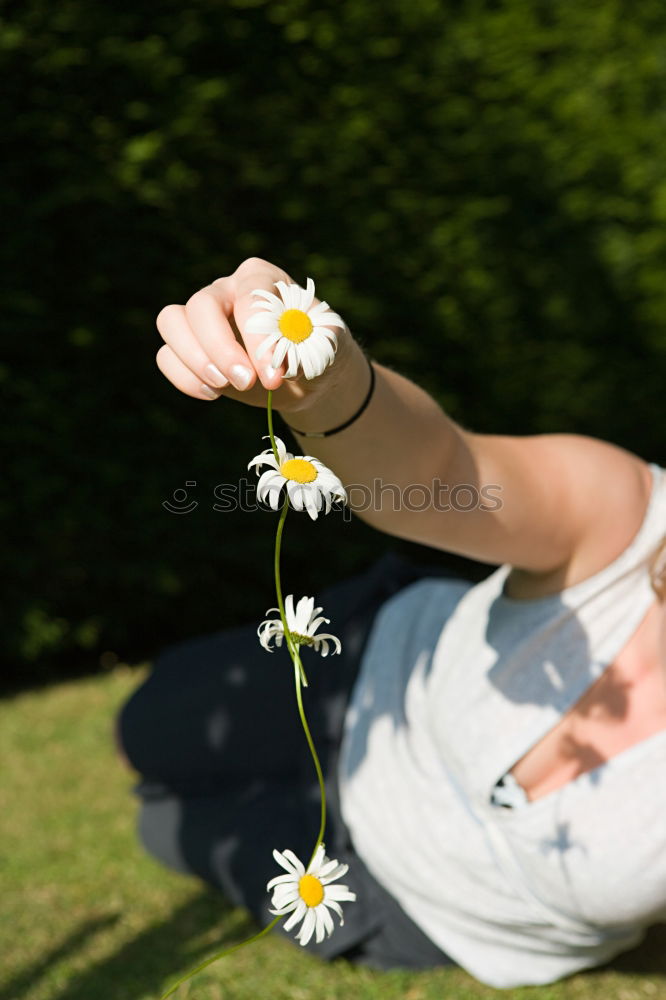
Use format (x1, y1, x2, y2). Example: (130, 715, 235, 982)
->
(285, 355, 375, 438)
(275, 340, 372, 433)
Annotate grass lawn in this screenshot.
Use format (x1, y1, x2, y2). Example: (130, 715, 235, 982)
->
(1, 665, 665, 1000)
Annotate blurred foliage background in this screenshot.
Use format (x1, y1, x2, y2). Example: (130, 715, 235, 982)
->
(3, 0, 665, 692)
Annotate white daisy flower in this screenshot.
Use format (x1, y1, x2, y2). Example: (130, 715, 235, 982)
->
(258, 595, 342, 657)
(245, 277, 345, 380)
(248, 435, 346, 520)
(267, 844, 356, 947)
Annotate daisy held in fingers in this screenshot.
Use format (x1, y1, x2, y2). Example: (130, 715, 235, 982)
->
(246, 276, 345, 379)
(160, 277, 354, 1000)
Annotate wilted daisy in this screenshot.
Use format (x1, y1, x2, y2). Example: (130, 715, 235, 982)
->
(267, 845, 356, 946)
(246, 277, 345, 380)
(248, 435, 346, 520)
(258, 595, 341, 657)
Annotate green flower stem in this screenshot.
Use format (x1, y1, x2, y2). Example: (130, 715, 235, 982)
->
(267, 389, 308, 687)
(294, 660, 327, 867)
(157, 387, 330, 999)
(267, 389, 326, 863)
(160, 915, 283, 999)
(274, 500, 308, 688)
(267, 388, 279, 464)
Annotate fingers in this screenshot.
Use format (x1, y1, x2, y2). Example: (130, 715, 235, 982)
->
(227, 258, 297, 386)
(210, 259, 289, 391)
(156, 257, 335, 404)
(184, 286, 262, 392)
(157, 303, 230, 388)
(156, 344, 224, 401)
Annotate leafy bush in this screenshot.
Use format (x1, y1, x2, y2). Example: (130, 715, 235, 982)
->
(3, 0, 665, 689)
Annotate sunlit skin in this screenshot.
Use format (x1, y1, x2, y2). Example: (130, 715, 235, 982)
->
(658, 600, 666, 692)
(508, 594, 666, 802)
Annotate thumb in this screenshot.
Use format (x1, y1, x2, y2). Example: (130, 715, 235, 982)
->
(230, 258, 345, 386)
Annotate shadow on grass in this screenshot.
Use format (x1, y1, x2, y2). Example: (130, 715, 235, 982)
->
(1, 890, 259, 1000)
(602, 922, 666, 979)
(0, 915, 120, 1000)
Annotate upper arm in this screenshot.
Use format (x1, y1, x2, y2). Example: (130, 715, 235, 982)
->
(398, 430, 652, 588)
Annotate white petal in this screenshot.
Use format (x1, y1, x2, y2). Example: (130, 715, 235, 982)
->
(314, 909, 327, 944)
(322, 897, 344, 921)
(286, 283, 303, 309)
(307, 844, 327, 874)
(270, 337, 290, 369)
(325, 884, 357, 902)
(255, 332, 281, 359)
(307, 301, 330, 319)
(245, 313, 278, 335)
(248, 451, 278, 473)
(286, 480, 305, 510)
(302, 277, 315, 311)
(256, 468, 285, 489)
(326, 635, 342, 655)
(285, 594, 295, 626)
(272, 848, 304, 876)
(272, 436, 288, 462)
(314, 330, 338, 361)
(269, 901, 298, 916)
(283, 900, 308, 932)
(319, 311, 346, 330)
(256, 474, 284, 506)
(285, 345, 300, 378)
(295, 596, 315, 631)
(310, 456, 335, 475)
(297, 907, 317, 946)
(251, 287, 284, 308)
(318, 858, 348, 880)
(267, 486, 285, 509)
(319, 903, 335, 938)
(258, 629, 278, 652)
(266, 871, 297, 891)
(271, 885, 300, 907)
(300, 345, 317, 381)
(275, 280, 294, 309)
(303, 488, 321, 520)
(313, 323, 342, 345)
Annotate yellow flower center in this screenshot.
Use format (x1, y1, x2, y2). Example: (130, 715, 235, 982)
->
(299, 874, 324, 907)
(278, 309, 313, 343)
(280, 458, 317, 484)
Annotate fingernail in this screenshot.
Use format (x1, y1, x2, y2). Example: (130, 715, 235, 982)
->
(266, 365, 277, 379)
(200, 383, 219, 399)
(230, 364, 252, 390)
(204, 363, 229, 387)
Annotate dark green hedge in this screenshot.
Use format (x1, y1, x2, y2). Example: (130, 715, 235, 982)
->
(3, 0, 665, 690)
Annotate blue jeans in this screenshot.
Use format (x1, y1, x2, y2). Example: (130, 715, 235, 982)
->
(116, 552, 461, 969)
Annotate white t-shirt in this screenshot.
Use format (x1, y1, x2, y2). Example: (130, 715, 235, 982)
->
(338, 461, 666, 988)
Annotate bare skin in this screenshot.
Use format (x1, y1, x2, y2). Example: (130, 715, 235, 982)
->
(148, 256, 666, 800)
(509, 597, 666, 801)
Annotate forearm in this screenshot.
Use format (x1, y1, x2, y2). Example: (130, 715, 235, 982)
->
(275, 342, 651, 583)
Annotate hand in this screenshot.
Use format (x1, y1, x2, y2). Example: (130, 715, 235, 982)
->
(155, 257, 358, 416)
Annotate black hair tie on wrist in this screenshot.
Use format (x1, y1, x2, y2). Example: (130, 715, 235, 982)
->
(285, 356, 376, 439)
